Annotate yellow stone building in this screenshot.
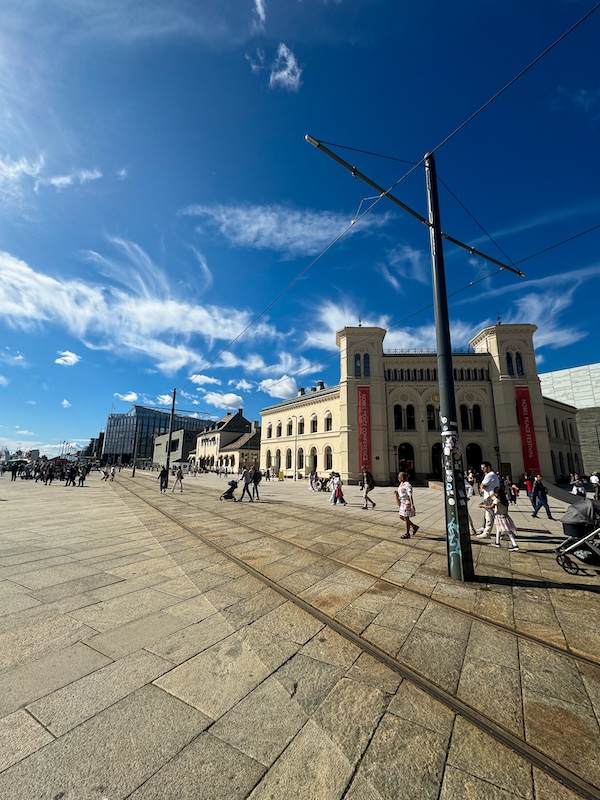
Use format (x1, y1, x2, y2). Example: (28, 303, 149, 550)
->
(260, 323, 582, 485)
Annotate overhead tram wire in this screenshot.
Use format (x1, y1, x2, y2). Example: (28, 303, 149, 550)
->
(179, 5, 600, 404)
(430, 1, 600, 156)
(178, 191, 393, 395)
(238, 210, 600, 404)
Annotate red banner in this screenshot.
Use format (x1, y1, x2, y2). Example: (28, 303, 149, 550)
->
(515, 385, 540, 474)
(357, 386, 372, 472)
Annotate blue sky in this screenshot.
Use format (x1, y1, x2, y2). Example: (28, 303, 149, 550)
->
(1, 0, 599, 456)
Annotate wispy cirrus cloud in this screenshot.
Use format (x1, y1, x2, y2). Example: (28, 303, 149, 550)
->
(0, 155, 44, 208)
(55, 350, 81, 366)
(269, 43, 302, 92)
(0, 243, 275, 375)
(35, 168, 103, 192)
(555, 86, 600, 120)
(189, 374, 221, 386)
(61, 399, 71, 408)
(379, 244, 430, 292)
(182, 202, 391, 258)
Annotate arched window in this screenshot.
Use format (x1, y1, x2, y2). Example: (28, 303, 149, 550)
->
(310, 447, 317, 470)
(546, 416, 550, 434)
(427, 405, 436, 431)
(393, 369, 398, 381)
(569, 421, 575, 441)
(286, 420, 293, 436)
(387, 370, 391, 381)
(324, 446, 333, 471)
(472, 405, 482, 431)
(354, 353, 361, 377)
(426, 369, 431, 381)
(551, 450, 556, 476)
(394, 405, 403, 430)
(286, 449, 292, 470)
(460, 404, 470, 430)
(310, 415, 318, 434)
(419, 369, 424, 381)
(562, 420, 567, 439)
(515, 352, 524, 376)
(266, 424, 272, 439)
(406, 404, 416, 430)
(276, 422, 282, 438)
(554, 419, 559, 438)
(575, 453, 580, 471)
(266, 450, 272, 469)
(298, 417, 305, 435)
(506, 353, 514, 376)
(559, 452, 565, 474)
(275, 449, 281, 470)
(466, 368, 471, 381)
(298, 448, 304, 470)
(459, 369, 464, 381)
(364, 354, 370, 377)
(324, 412, 333, 432)
(399, 369, 405, 380)
(567, 452, 574, 473)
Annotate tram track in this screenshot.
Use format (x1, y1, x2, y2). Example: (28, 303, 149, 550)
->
(114, 476, 600, 800)
(126, 474, 600, 669)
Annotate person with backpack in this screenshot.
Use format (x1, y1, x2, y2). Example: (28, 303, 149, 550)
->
(360, 465, 376, 509)
(252, 467, 262, 500)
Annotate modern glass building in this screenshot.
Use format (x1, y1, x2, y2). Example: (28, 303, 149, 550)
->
(102, 406, 210, 465)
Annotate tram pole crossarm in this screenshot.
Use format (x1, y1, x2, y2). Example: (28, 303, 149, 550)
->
(425, 152, 474, 581)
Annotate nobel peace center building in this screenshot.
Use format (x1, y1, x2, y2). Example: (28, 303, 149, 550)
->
(259, 323, 582, 485)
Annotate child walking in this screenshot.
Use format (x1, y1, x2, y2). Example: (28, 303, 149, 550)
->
(484, 486, 519, 551)
(395, 471, 419, 538)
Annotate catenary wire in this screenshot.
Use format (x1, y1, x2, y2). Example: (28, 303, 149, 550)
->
(178, 6, 600, 401)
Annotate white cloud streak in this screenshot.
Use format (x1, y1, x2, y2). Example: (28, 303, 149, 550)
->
(55, 350, 81, 366)
(203, 391, 243, 409)
(269, 43, 302, 92)
(183, 202, 391, 258)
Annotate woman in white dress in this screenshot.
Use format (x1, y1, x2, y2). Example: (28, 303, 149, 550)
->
(395, 471, 419, 538)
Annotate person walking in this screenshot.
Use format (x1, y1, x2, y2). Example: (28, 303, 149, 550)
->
(329, 472, 347, 506)
(395, 471, 418, 538)
(239, 467, 254, 501)
(464, 477, 477, 536)
(531, 474, 554, 519)
(591, 472, 599, 501)
(252, 468, 262, 500)
(171, 466, 184, 493)
(485, 485, 519, 551)
(158, 466, 168, 493)
(109, 465, 116, 482)
(360, 466, 376, 509)
(570, 473, 586, 497)
(475, 461, 500, 538)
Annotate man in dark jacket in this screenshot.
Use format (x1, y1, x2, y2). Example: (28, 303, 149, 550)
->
(531, 474, 554, 520)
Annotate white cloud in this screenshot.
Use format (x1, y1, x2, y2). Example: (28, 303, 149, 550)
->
(189, 374, 221, 386)
(269, 43, 302, 92)
(229, 378, 253, 391)
(26, 400, 36, 404)
(203, 391, 243, 409)
(114, 391, 139, 402)
(252, 0, 266, 29)
(36, 168, 103, 192)
(379, 244, 430, 292)
(245, 48, 265, 74)
(156, 394, 173, 406)
(0, 155, 44, 208)
(55, 350, 81, 366)
(0, 375, 8, 386)
(0, 244, 274, 375)
(61, 399, 71, 408)
(259, 376, 297, 399)
(182, 202, 391, 258)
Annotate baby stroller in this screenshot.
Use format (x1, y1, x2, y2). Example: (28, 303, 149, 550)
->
(220, 480, 238, 501)
(556, 497, 600, 575)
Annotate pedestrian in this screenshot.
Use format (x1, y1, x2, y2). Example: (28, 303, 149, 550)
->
(531, 474, 554, 520)
(252, 468, 262, 499)
(158, 466, 168, 493)
(109, 465, 116, 482)
(308, 469, 316, 490)
(570, 473, 586, 497)
(329, 472, 347, 506)
(590, 472, 599, 501)
(523, 474, 533, 500)
(239, 467, 254, 501)
(464, 477, 477, 536)
(360, 465, 376, 509)
(78, 466, 86, 487)
(475, 461, 501, 538)
(509, 481, 520, 504)
(395, 471, 418, 538)
(485, 485, 519, 551)
(172, 466, 184, 493)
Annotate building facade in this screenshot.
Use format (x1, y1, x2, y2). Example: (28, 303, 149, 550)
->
(190, 410, 260, 472)
(539, 363, 600, 475)
(102, 406, 209, 466)
(260, 323, 582, 485)
(153, 429, 199, 468)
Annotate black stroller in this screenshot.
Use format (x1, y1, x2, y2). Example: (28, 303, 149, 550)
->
(556, 497, 600, 575)
(220, 480, 238, 501)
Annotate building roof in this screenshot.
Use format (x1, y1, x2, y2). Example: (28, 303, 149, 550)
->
(219, 430, 261, 452)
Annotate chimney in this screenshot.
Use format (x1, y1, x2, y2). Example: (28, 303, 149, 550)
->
(237, 408, 243, 415)
(310, 387, 316, 392)
(297, 388, 305, 396)
(317, 381, 325, 390)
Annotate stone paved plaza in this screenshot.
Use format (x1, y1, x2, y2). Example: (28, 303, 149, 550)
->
(0, 470, 599, 799)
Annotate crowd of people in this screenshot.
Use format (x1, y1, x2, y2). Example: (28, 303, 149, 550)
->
(1, 460, 93, 486)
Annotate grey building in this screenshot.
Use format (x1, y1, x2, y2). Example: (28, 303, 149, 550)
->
(102, 406, 210, 466)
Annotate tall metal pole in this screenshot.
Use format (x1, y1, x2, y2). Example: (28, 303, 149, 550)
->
(165, 388, 177, 488)
(425, 152, 474, 581)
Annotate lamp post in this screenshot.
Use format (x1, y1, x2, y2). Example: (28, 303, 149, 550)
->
(291, 415, 298, 481)
(493, 445, 501, 475)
